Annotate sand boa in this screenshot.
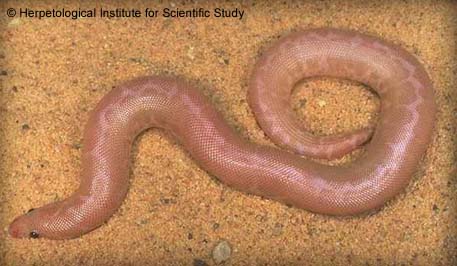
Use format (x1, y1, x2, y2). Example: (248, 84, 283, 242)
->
(9, 28, 435, 239)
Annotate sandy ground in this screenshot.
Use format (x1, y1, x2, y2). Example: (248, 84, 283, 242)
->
(0, 0, 456, 265)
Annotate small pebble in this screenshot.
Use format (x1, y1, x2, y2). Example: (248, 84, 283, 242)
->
(218, 57, 230, 65)
(72, 143, 82, 149)
(212, 223, 220, 230)
(160, 198, 176, 204)
(21, 124, 30, 131)
(187, 46, 195, 60)
(193, 258, 208, 266)
(317, 99, 327, 107)
(135, 219, 148, 226)
(212, 240, 231, 264)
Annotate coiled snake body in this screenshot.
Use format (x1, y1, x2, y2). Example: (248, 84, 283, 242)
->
(9, 28, 435, 239)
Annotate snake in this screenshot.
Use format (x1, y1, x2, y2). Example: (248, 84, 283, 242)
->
(8, 28, 435, 239)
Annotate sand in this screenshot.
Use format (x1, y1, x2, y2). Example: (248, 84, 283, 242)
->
(0, 0, 456, 265)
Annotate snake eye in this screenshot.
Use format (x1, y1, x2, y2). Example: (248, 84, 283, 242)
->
(27, 208, 35, 213)
(29, 231, 39, 238)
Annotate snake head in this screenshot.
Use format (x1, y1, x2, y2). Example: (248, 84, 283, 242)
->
(9, 208, 41, 238)
(9, 203, 61, 239)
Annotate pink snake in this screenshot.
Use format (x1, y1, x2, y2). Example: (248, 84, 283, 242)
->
(9, 28, 435, 239)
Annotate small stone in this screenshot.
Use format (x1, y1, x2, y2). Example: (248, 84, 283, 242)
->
(129, 57, 147, 64)
(72, 143, 82, 149)
(193, 259, 208, 266)
(0, 70, 7, 76)
(212, 240, 231, 264)
(212, 223, 220, 230)
(187, 46, 195, 60)
(317, 99, 326, 107)
(187, 232, 193, 240)
(135, 219, 148, 226)
(12, 86, 18, 92)
(21, 124, 30, 131)
(160, 198, 176, 204)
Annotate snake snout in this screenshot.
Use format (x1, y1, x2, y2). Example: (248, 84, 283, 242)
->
(8, 215, 31, 238)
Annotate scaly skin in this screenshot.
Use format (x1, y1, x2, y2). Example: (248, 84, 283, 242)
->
(9, 28, 435, 239)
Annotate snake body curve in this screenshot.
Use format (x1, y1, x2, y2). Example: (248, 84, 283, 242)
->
(9, 28, 435, 239)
